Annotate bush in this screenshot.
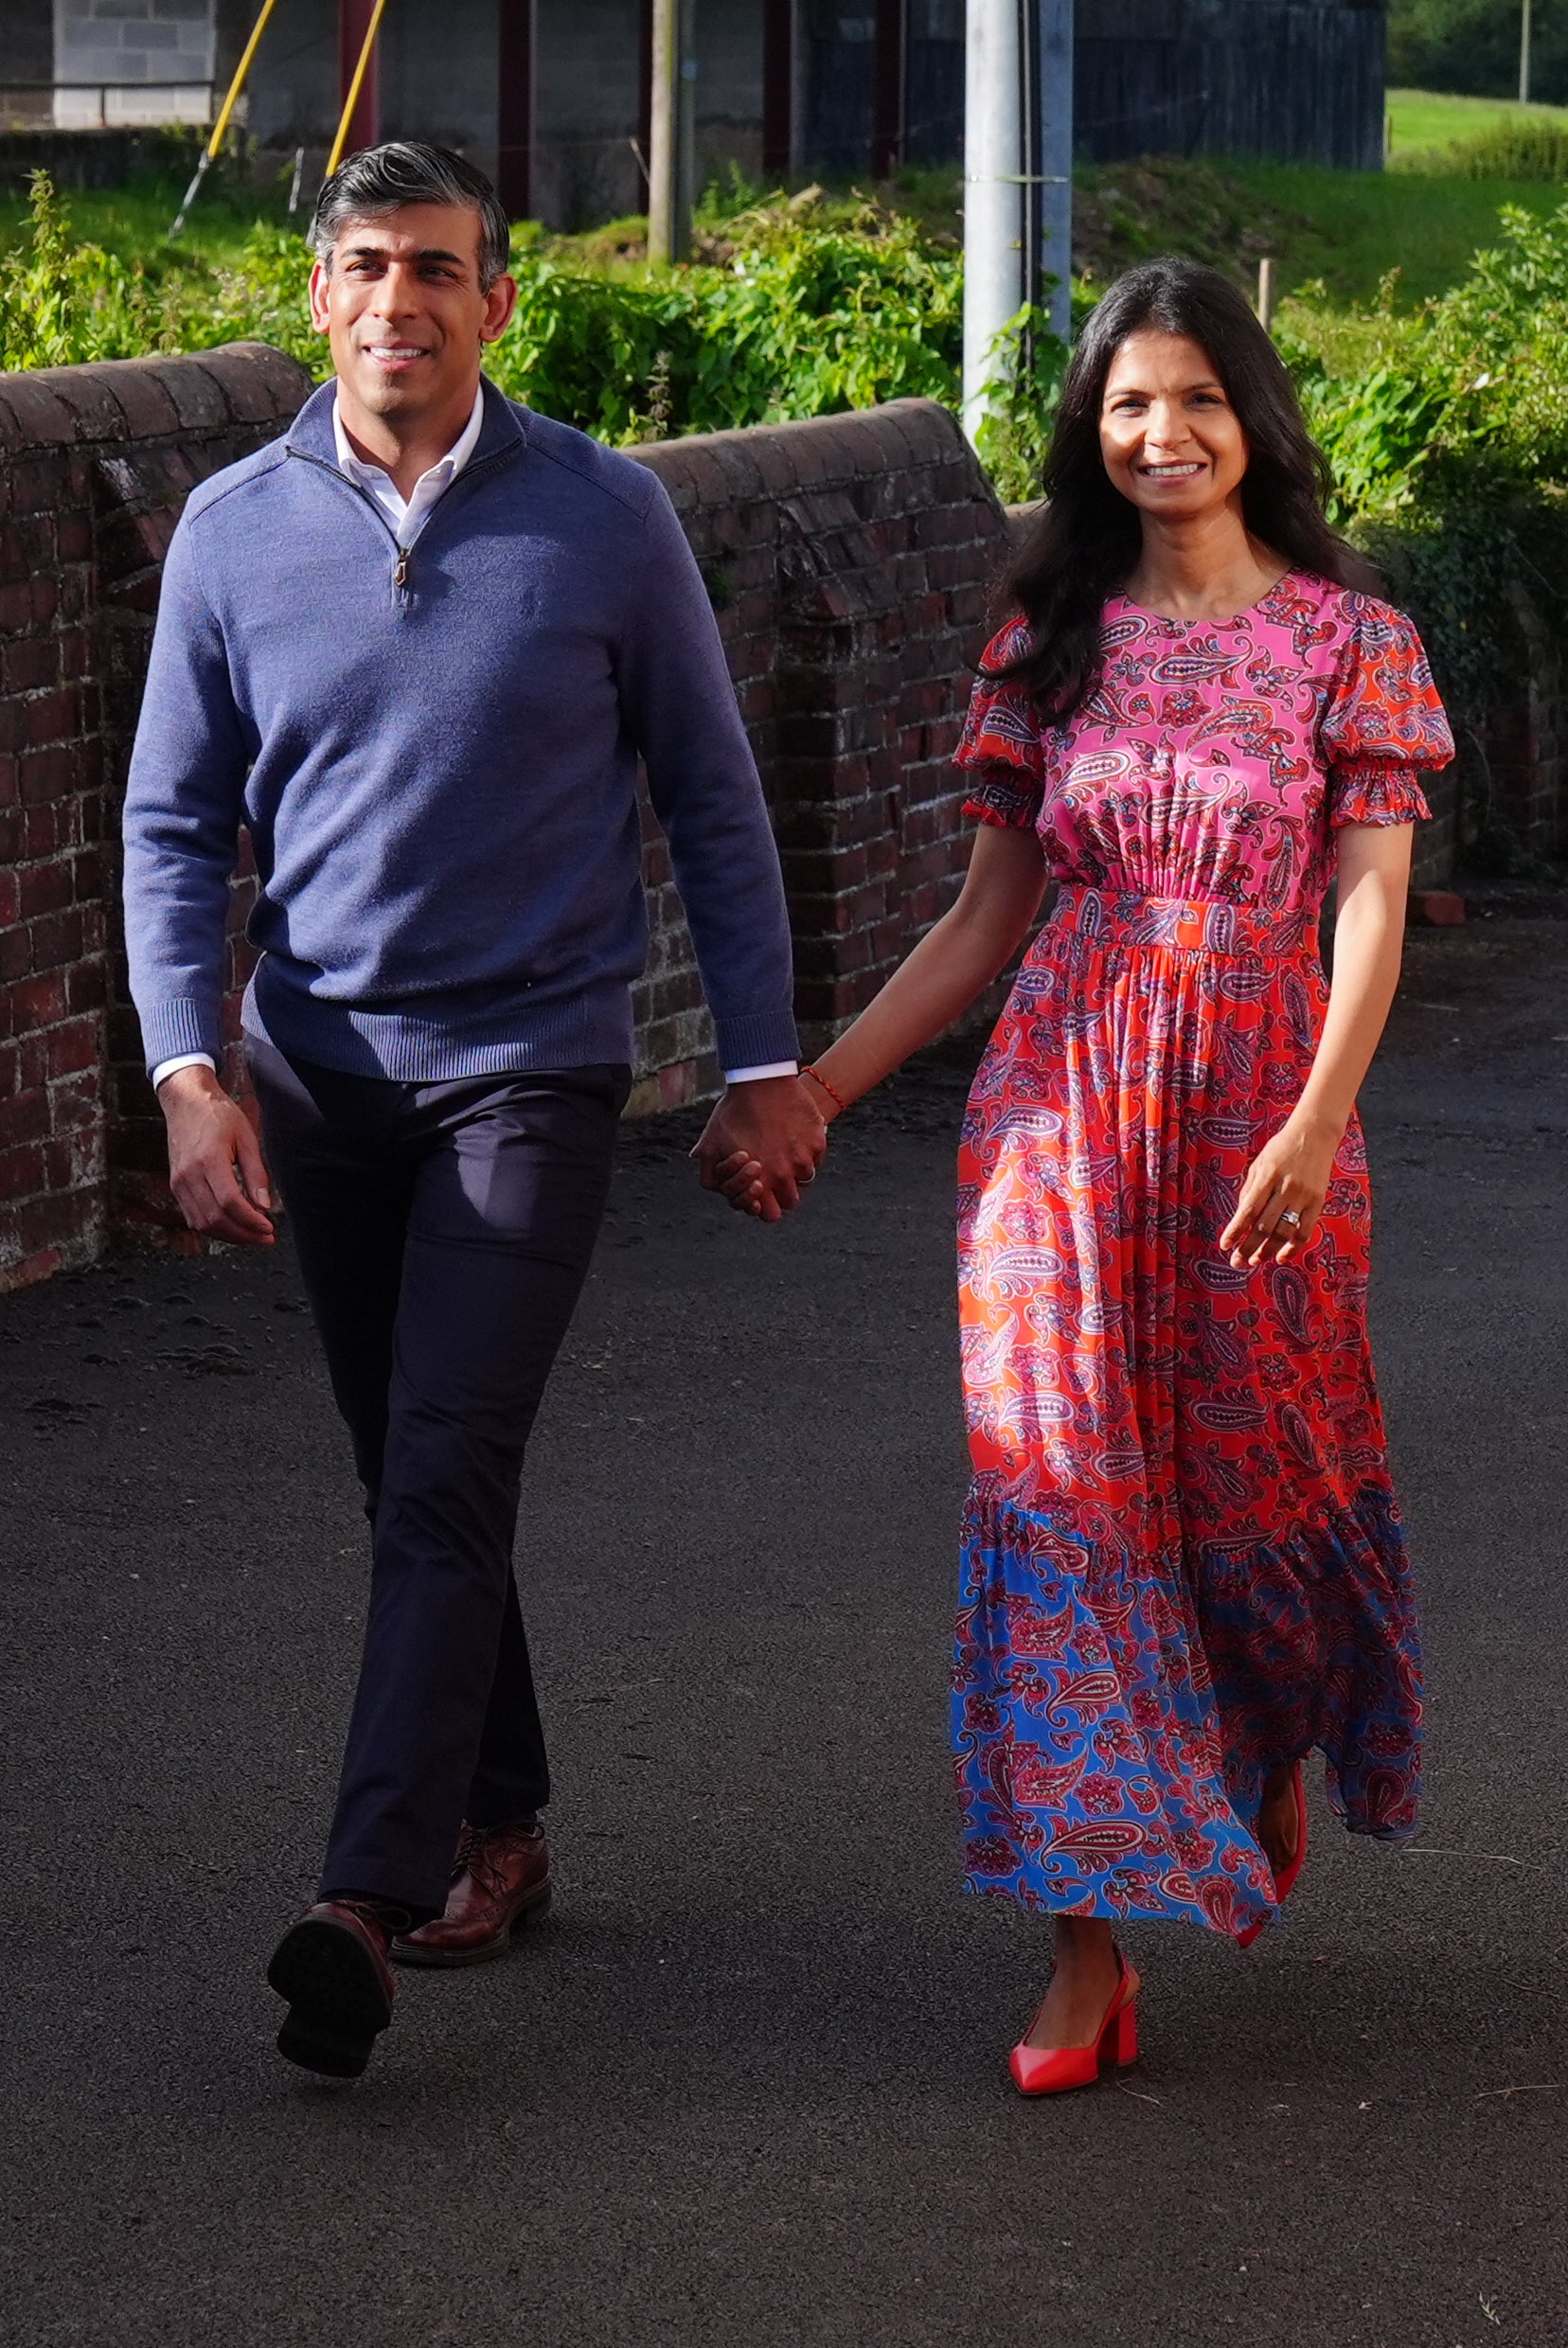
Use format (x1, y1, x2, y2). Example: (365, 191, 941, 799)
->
(1395, 116, 1568, 179)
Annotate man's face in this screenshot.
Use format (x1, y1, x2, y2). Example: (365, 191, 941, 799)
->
(309, 202, 517, 425)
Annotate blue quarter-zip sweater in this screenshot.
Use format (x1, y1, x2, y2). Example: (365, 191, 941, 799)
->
(123, 378, 799, 1082)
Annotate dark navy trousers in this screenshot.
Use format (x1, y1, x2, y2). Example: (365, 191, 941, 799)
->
(250, 1039, 630, 1919)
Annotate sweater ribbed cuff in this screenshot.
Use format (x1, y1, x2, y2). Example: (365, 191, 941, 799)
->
(137, 995, 221, 1079)
(712, 1006, 800, 1072)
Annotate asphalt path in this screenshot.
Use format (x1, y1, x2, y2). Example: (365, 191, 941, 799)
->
(3, 909, 1565, 2348)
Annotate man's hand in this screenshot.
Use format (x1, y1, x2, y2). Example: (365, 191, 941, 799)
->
(691, 1076, 827, 1223)
(159, 1065, 276, 1248)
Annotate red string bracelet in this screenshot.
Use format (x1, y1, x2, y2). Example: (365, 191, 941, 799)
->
(800, 1062, 848, 1115)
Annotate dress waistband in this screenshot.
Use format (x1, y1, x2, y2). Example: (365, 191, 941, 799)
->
(1043, 885, 1317, 961)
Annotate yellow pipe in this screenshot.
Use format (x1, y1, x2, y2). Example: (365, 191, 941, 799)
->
(206, 0, 279, 166)
(168, 0, 278, 236)
(327, 0, 392, 180)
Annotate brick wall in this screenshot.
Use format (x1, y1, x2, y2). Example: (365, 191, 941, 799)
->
(2, 342, 1526, 1299)
(1474, 585, 1568, 871)
(629, 402, 1009, 1108)
(0, 345, 312, 1292)
(0, 352, 1009, 1291)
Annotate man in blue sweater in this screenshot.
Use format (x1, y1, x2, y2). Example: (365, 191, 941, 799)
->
(123, 143, 825, 2079)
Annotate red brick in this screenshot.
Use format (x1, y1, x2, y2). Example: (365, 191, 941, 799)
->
(17, 860, 73, 921)
(0, 969, 66, 1038)
(0, 1138, 46, 1200)
(19, 747, 74, 806)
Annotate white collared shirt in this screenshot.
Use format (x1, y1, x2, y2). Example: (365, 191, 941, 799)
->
(331, 382, 486, 547)
(151, 381, 794, 1094)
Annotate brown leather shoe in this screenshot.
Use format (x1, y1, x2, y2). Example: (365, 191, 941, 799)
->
(267, 1897, 401, 2078)
(391, 1821, 552, 1967)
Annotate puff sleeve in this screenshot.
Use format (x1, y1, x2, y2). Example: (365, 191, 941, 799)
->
(955, 618, 1048, 831)
(1320, 597, 1453, 827)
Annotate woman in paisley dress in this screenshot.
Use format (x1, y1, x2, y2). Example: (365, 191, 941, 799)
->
(715, 258, 1453, 2092)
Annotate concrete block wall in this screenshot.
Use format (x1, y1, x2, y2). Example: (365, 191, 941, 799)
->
(53, 0, 217, 128)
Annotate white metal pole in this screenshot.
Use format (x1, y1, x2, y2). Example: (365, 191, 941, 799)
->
(962, 0, 1025, 445)
(1520, 0, 1533, 105)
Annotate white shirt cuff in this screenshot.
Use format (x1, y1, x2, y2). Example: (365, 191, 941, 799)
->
(152, 1052, 218, 1091)
(722, 1061, 800, 1084)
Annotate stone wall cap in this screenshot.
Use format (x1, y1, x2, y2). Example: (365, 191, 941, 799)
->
(0, 343, 313, 453)
(633, 399, 973, 505)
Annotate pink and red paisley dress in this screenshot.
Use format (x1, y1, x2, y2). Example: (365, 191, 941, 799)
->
(952, 572, 1452, 1938)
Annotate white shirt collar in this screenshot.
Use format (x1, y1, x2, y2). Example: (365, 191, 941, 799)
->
(330, 380, 487, 506)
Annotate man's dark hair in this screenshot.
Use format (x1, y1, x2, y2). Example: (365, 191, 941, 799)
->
(1000, 258, 1379, 726)
(311, 141, 511, 293)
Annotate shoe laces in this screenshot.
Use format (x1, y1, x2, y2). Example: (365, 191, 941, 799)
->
(454, 1821, 537, 1894)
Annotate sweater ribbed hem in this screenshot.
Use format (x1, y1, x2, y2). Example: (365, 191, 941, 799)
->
(245, 965, 636, 1082)
(138, 995, 220, 1076)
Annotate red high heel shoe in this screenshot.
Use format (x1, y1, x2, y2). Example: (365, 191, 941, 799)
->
(1008, 1949, 1141, 2096)
(1237, 1761, 1308, 1949)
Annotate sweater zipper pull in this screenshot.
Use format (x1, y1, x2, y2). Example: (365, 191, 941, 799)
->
(393, 544, 410, 596)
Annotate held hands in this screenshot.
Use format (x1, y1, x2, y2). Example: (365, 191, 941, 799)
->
(1221, 1107, 1345, 1270)
(158, 1064, 276, 1248)
(691, 1073, 829, 1223)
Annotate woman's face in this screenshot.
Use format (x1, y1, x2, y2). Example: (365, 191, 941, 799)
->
(1098, 329, 1249, 522)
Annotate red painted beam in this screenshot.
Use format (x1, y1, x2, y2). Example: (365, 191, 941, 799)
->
(762, 0, 793, 180)
(872, 0, 904, 180)
(337, 0, 381, 160)
(497, 0, 538, 218)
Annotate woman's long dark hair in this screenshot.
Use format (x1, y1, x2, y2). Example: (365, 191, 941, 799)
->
(1001, 258, 1378, 722)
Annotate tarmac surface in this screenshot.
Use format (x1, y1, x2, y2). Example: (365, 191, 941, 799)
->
(3, 906, 1566, 2348)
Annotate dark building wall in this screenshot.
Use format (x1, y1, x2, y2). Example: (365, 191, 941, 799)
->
(799, 0, 1387, 176)
(1076, 0, 1387, 171)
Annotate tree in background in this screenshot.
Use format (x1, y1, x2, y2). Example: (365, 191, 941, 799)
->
(1391, 0, 1568, 101)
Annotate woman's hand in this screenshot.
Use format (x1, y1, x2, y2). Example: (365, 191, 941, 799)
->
(1221, 1108, 1345, 1268)
(707, 1076, 829, 1220)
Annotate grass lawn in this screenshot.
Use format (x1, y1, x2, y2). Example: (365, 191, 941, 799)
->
(0, 164, 295, 273)
(1220, 158, 1561, 304)
(1385, 84, 1568, 157)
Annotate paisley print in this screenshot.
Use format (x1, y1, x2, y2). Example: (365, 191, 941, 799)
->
(951, 572, 1452, 1937)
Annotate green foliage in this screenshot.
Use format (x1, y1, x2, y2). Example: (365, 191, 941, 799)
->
(1389, 0, 1568, 102)
(0, 171, 159, 368)
(1399, 116, 1568, 179)
(488, 190, 965, 441)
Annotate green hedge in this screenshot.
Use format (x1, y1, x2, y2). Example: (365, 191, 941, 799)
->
(4, 169, 1564, 868)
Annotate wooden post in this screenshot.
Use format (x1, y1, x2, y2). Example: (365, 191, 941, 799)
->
(1256, 256, 1276, 335)
(648, 0, 678, 260)
(648, 0, 690, 263)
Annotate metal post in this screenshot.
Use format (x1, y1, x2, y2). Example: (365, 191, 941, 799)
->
(1520, 0, 1533, 105)
(1024, 0, 1073, 347)
(169, 0, 279, 239)
(962, 0, 1025, 443)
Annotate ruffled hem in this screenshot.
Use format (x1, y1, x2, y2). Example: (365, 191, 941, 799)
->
(963, 768, 1039, 832)
(1329, 760, 1434, 827)
(953, 1478, 1421, 1936)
